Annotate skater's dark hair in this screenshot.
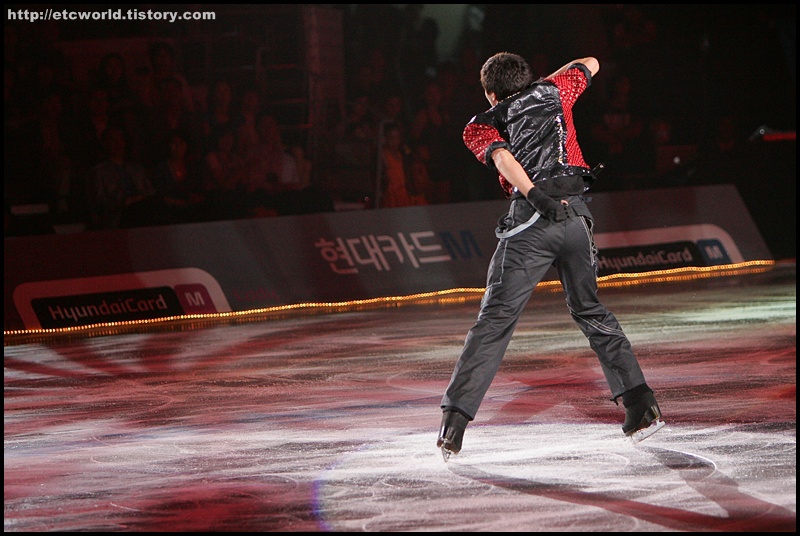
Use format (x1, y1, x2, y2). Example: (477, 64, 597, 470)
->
(480, 52, 534, 102)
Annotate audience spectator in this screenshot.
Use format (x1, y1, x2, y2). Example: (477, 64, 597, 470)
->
(138, 40, 195, 113)
(233, 85, 264, 158)
(409, 79, 460, 204)
(241, 114, 299, 195)
(334, 94, 378, 144)
(203, 126, 246, 191)
(287, 140, 313, 192)
(326, 94, 379, 198)
(91, 52, 139, 123)
(284, 136, 333, 215)
(379, 122, 427, 208)
(244, 114, 320, 217)
(88, 52, 147, 168)
(89, 126, 157, 230)
(150, 131, 207, 224)
(202, 79, 236, 146)
(201, 127, 248, 220)
(377, 92, 410, 136)
(349, 47, 397, 109)
(142, 76, 202, 167)
(73, 87, 116, 170)
(247, 114, 329, 216)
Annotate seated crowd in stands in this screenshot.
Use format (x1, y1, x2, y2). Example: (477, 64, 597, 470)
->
(4, 39, 318, 235)
(6, 5, 787, 236)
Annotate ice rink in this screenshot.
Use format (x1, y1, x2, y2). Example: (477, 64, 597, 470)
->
(4, 262, 796, 532)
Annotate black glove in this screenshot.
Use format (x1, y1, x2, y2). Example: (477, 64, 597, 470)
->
(526, 186, 569, 222)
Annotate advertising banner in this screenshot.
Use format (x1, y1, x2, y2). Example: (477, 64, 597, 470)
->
(4, 185, 771, 331)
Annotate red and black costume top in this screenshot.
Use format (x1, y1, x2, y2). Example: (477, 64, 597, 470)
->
(462, 62, 598, 200)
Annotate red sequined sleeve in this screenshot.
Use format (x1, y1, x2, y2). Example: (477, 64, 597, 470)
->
(463, 121, 514, 195)
(463, 122, 506, 166)
(549, 65, 591, 168)
(549, 66, 589, 110)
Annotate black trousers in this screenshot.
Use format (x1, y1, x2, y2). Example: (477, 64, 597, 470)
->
(441, 210, 647, 420)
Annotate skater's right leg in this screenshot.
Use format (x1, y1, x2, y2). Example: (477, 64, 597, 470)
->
(439, 227, 558, 458)
(437, 409, 470, 461)
(440, 253, 535, 421)
(622, 384, 665, 443)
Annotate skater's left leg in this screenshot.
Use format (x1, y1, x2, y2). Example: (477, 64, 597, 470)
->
(556, 216, 647, 398)
(556, 218, 664, 443)
(557, 217, 664, 440)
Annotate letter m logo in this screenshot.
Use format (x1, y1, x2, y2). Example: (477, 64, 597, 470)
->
(696, 239, 732, 265)
(174, 284, 217, 313)
(439, 230, 482, 259)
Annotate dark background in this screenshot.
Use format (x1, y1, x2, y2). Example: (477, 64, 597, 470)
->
(4, 4, 795, 259)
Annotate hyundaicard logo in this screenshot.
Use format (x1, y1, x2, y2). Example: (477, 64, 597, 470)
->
(32, 287, 183, 328)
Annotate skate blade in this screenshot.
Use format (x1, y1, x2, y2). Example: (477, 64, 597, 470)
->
(627, 419, 665, 444)
(441, 447, 454, 462)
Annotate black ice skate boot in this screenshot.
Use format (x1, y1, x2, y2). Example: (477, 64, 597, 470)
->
(622, 385, 665, 443)
(436, 409, 469, 462)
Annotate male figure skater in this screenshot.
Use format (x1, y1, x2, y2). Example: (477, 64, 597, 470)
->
(437, 52, 664, 461)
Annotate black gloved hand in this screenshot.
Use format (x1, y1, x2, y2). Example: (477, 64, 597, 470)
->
(526, 186, 569, 222)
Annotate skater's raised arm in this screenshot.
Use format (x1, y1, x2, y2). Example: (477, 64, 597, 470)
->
(545, 57, 600, 80)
